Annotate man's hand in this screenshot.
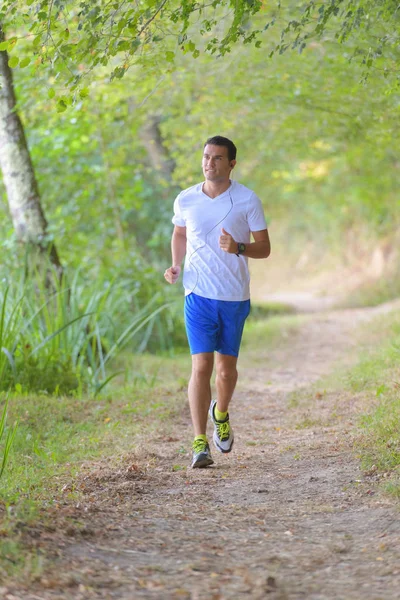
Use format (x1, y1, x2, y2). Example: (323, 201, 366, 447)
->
(164, 265, 181, 284)
(219, 227, 237, 254)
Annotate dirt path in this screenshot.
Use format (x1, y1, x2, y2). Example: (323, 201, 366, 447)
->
(5, 301, 400, 600)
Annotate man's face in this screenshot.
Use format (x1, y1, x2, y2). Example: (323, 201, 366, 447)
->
(202, 144, 236, 183)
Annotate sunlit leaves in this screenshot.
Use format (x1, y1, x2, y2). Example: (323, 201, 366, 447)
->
(268, 1, 400, 87)
(1, 0, 266, 91)
(8, 56, 19, 68)
(79, 87, 90, 99)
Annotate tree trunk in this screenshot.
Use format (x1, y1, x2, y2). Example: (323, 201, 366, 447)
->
(0, 26, 62, 277)
(140, 115, 176, 180)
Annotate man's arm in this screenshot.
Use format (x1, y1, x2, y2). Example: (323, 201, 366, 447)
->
(164, 225, 187, 284)
(219, 228, 271, 259)
(243, 229, 270, 258)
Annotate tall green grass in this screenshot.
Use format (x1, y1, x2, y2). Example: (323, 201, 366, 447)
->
(0, 398, 17, 479)
(0, 270, 179, 395)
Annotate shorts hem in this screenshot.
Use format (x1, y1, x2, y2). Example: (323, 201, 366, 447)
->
(189, 348, 239, 357)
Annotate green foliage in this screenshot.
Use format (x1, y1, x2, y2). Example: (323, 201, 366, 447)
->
(269, 1, 400, 85)
(1, 0, 265, 94)
(148, 13, 400, 255)
(0, 287, 23, 385)
(0, 270, 179, 396)
(3, 0, 400, 95)
(0, 397, 18, 479)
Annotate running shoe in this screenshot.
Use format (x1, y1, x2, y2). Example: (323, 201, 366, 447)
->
(191, 439, 214, 468)
(209, 399, 234, 453)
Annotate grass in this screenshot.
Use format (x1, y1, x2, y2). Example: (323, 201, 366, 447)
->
(345, 314, 400, 493)
(0, 270, 183, 397)
(0, 361, 188, 581)
(1, 353, 189, 498)
(287, 307, 400, 497)
(242, 311, 301, 350)
(0, 398, 18, 479)
(247, 301, 295, 321)
(339, 271, 400, 309)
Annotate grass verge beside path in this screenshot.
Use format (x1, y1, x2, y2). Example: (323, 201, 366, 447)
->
(0, 352, 189, 582)
(288, 307, 400, 498)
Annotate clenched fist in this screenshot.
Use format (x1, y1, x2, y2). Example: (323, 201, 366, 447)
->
(219, 227, 237, 254)
(164, 265, 181, 284)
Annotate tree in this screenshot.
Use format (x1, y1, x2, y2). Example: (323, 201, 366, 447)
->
(0, 25, 62, 276)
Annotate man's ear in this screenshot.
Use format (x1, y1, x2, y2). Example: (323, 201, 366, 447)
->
(230, 160, 237, 170)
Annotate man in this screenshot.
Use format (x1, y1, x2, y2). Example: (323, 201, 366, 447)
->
(164, 136, 270, 468)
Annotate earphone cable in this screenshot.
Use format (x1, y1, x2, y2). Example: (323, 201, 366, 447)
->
(186, 191, 234, 296)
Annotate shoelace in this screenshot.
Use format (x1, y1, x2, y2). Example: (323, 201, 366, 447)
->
(216, 421, 230, 441)
(192, 439, 208, 454)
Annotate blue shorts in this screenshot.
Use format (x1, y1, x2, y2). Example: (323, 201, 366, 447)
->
(184, 293, 250, 357)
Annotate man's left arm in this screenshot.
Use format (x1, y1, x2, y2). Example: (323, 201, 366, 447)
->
(219, 227, 271, 259)
(242, 229, 270, 258)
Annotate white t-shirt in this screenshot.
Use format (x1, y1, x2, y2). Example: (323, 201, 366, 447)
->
(172, 180, 267, 301)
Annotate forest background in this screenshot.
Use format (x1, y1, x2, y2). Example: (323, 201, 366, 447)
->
(1, 0, 400, 574)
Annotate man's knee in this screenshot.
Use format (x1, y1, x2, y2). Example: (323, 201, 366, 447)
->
(217, 365, 238, 382)
(191, 355, 214, 378)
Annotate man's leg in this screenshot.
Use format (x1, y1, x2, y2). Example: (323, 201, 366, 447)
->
(208, 353, 238, 454)
(215, 353, 238, 413)
(188, 352, 214, 436)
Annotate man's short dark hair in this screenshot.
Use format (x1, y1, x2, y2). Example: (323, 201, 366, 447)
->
(204, 136, 237, 162)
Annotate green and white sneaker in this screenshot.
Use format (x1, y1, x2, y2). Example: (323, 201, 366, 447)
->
(209, 399, 234, 454)
(191, 439, 214, 468)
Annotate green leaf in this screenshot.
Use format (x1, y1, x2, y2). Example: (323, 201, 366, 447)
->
(0, 41, 8, 51)
(57, 99, 68, 113)
(19, 57, 31, 68)
(8, 56, 19, 68)
(48, 88, 56, 99)
(165, 51, 175, 63)
(79, 87, 90, 99)
(7, 37, 17, 50)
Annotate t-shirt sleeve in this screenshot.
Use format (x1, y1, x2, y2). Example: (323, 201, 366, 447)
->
(171, 194, 186, 227)
(247, 193, 268, 231)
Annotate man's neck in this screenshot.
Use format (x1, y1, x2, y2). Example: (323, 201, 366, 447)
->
(202, 179, 231, 199)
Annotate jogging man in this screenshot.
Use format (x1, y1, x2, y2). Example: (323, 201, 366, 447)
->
(164, 136, 270, 468)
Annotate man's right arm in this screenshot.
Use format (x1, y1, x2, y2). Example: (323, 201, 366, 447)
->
(164, 225, 187, 284)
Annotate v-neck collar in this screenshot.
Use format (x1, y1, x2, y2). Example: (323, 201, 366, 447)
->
(201, 180, 233, 200)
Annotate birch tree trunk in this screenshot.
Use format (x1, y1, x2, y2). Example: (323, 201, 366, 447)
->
(0, 26, 62, 276)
